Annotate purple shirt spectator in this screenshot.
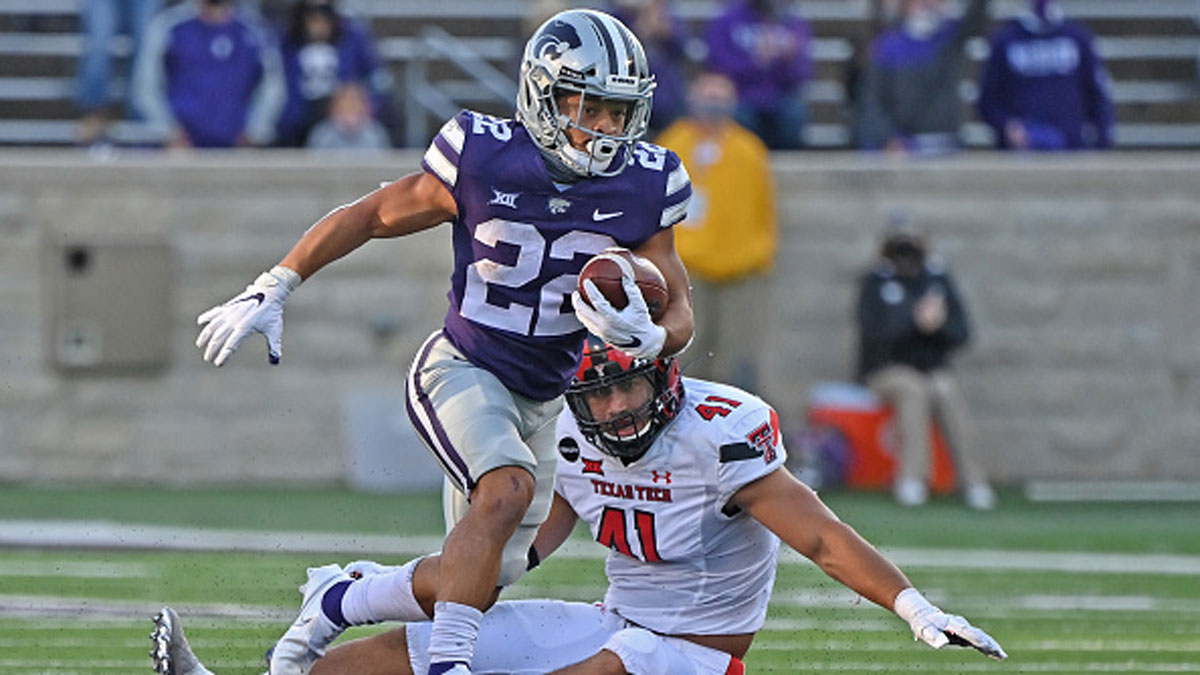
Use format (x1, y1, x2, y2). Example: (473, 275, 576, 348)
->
(275, 1, 391, 147)
(133, 1, 284, 148)
(977, 10, 1114, 150)
(704, 0, 813, 149)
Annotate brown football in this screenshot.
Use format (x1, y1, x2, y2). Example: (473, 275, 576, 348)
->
(578, 247, 669, 321)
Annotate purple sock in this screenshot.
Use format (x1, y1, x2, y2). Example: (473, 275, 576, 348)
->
(320, 580, 352, 627)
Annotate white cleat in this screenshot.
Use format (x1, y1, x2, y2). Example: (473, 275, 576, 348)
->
(894, 477, 928, 507)
(964, 483, 997, 511)
(149, 607, 214, 675)
(267, 564, 352, 675)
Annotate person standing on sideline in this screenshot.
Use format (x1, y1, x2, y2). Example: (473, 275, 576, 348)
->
(657, 71, 776, 391)
(855, 219, 996, 510)
(193, 9, 694, 675)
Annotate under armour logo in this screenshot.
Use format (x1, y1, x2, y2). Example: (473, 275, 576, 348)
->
(582, 458, 604, 476)
(651, 470, 671, 484)
(488, 189, 520, 209)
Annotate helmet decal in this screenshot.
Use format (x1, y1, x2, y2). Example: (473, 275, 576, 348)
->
(534, 20, 582, 62)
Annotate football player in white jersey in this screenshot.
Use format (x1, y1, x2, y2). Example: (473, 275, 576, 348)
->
(154, 338, 1006, 675)
(190, 9, 694, 675)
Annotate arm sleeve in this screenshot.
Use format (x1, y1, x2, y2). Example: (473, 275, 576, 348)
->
(421, 111, 471, 191)
(244, 28, 286, 145)
(854, 58, 896, 149)
(976, 33, 1010, 143)
(130, 12, 178, 142)
(1078, 33, 1115, 148)
(660, 152, 692, 229)
(935, 272, 971, 347)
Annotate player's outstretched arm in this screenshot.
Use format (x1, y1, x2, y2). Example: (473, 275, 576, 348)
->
(731, 468, 1007, 661)
(196, 172, 456, 367)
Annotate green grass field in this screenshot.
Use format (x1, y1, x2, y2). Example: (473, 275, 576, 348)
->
(1, 485, 1199, 674)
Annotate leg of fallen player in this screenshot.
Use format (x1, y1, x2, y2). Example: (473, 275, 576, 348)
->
(311, 630, 414, 675)
(549, 651, 626, 675)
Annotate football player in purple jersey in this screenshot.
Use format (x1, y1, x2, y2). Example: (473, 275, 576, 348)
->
(154, 340, 1006, 675)
(193, 9, 693, 675)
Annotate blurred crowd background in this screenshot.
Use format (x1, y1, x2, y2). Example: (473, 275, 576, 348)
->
(0, 0, 1195, 152)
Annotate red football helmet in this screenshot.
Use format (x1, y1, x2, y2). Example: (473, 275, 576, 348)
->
(565, 335, 683, 461)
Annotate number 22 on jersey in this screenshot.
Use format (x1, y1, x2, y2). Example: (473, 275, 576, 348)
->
(460, 219, 616, 337)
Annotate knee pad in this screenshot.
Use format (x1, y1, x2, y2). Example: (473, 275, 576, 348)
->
(601, 627, 671, 674)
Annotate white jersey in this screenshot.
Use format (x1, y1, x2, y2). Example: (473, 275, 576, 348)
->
(554, 377, 787, 636)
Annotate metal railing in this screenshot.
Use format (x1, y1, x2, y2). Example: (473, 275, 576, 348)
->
(401, 25, 518, 147)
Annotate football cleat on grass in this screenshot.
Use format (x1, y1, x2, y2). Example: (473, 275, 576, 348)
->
(267, 564, 352, 674)
(149, 607, 214, 675)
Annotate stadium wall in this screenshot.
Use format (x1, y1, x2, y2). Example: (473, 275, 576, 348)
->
(1, 151, 1197, 487)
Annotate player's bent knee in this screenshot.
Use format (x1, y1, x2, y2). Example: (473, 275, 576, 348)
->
(602, 627, 670, 674)
(472, 467, 536, 522)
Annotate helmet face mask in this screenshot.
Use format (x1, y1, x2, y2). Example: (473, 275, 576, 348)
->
(566, 337, 682, 462)
(517, 9, 655, 178)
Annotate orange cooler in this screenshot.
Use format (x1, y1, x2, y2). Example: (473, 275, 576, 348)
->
(806, 382, 956, 493)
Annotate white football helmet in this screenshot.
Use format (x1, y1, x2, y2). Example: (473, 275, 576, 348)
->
(516, 9, 655, 177)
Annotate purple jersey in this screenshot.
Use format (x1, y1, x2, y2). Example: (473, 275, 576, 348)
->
(421, 110, 692, 401)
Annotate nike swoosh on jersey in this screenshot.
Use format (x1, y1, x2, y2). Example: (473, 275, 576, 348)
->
(593, 209, 624, 221)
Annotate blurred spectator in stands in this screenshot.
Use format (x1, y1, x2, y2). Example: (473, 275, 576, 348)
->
(703, 0, 813, 150)
(133, 0, 284, 149)
(855, 217, 995, 510)
(274, 0, 392, 147)
(74, 0, 164, 146)
(306, 82, 390, 153)
(657, 72, 776, 390)
(977, 0, 1114, 151)
(843, 0, 890, 149)
(609, 0, 691, 134)
(854, 0, 990, 155)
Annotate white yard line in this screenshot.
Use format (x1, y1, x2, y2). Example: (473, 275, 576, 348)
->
(3, 518, 1199, 576)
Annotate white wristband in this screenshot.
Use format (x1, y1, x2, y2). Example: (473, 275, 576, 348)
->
(266, 265, 302, 293)
(893, 587, 937, 624)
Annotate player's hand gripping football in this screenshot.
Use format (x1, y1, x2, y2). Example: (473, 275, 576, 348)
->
(893, 588, 1008, 660)
(572, 274, 666, 359)
(196, 265, 301, 367)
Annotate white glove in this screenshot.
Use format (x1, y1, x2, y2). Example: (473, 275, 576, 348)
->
(572, 274, 666, 359)
(196, 265, 301, 367)
(893, 588, 1008, 660)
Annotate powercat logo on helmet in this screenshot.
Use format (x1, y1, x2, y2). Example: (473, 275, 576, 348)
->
(534, 20, 582, 61)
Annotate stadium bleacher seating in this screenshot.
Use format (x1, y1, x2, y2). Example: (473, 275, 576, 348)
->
(0, 0, 1195, 148)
